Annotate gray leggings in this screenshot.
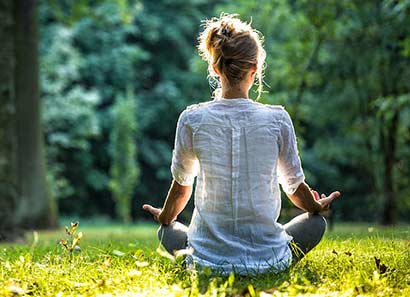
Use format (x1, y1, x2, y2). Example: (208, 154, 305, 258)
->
(157, 212, 326, 263)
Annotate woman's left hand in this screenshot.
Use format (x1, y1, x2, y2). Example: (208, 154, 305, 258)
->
(142, 204, 162, 222)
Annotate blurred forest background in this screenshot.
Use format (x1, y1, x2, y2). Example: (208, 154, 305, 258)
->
(1, 0, 410, 240)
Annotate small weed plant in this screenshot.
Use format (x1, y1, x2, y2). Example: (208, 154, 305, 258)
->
(58, 221, 83, 253)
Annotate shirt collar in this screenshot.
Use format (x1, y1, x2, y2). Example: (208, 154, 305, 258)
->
(214, 97, 253, 104)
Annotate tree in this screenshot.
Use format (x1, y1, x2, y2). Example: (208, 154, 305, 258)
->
(14, 0, 57, 228)
(109, 90, 139, 223)
(0, 0, 57, 240)
(0, 0, 19, 241)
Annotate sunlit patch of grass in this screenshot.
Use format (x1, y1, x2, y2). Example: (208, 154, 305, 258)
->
(0, 223, 409, 296)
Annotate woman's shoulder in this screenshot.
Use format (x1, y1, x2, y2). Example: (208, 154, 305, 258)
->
(178, 100, 213, 129)
(185, 100, 215, 113)
(251, 101, 291, 121)
(248, 102, 297, 133)
(252, 100, 285, 112)
(183, 100, 214, 121)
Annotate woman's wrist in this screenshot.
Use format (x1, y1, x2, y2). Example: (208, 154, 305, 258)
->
(158, 211, 177, 225)
(310, 202, 322, 214)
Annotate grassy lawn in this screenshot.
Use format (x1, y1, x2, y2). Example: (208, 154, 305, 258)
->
(0, 222, 409, 296)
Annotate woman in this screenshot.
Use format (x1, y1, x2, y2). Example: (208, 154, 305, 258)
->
(143, 14, 340, 274)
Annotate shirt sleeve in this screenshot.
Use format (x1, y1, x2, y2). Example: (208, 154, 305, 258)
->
(277, 110, 305, 194)
(170, 109, 200, 186)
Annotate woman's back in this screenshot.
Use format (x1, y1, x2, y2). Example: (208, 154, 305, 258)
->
(179, 97, 303, 273)
(143, 14, 338, 276)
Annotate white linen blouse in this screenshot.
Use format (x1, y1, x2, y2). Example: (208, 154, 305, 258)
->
(170, 97, 305, 274)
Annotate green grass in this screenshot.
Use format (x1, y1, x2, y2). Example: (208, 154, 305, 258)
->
(1, 222, 409, 296)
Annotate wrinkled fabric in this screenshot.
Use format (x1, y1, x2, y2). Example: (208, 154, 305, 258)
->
(170, 97, 305, 274)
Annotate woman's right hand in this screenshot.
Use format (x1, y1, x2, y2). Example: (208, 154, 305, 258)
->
(286, 182, 341, 214)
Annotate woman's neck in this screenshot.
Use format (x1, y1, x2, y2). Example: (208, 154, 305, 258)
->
(221, 86, 249, 99)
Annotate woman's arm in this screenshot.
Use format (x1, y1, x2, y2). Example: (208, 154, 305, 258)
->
(143, 179, 193, 225)
(143, 110, 198, 224)
(287, 182, 340, 214)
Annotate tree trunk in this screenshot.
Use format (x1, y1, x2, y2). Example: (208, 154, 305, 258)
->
(381, 110, 399, 225)
(0, 0, 21, 241)
(14, 0, 57, 229)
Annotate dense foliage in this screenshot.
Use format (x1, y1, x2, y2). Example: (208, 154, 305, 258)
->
(40, 0, 218, 220)
(39, 0, 410, 223)
(41, 24, 101, 202)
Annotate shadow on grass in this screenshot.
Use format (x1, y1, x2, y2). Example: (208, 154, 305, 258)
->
(190, 259, 322, 296)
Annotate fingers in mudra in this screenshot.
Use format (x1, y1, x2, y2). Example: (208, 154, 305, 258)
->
(318, 191, 341, 211)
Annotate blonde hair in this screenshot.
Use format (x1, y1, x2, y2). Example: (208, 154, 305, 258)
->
(198, 13, 266, 99)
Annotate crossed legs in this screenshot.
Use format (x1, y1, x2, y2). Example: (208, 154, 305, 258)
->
(284, 212, 327, 261)
(157, 221, 188, 254)
(157, 213, 327, 262)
